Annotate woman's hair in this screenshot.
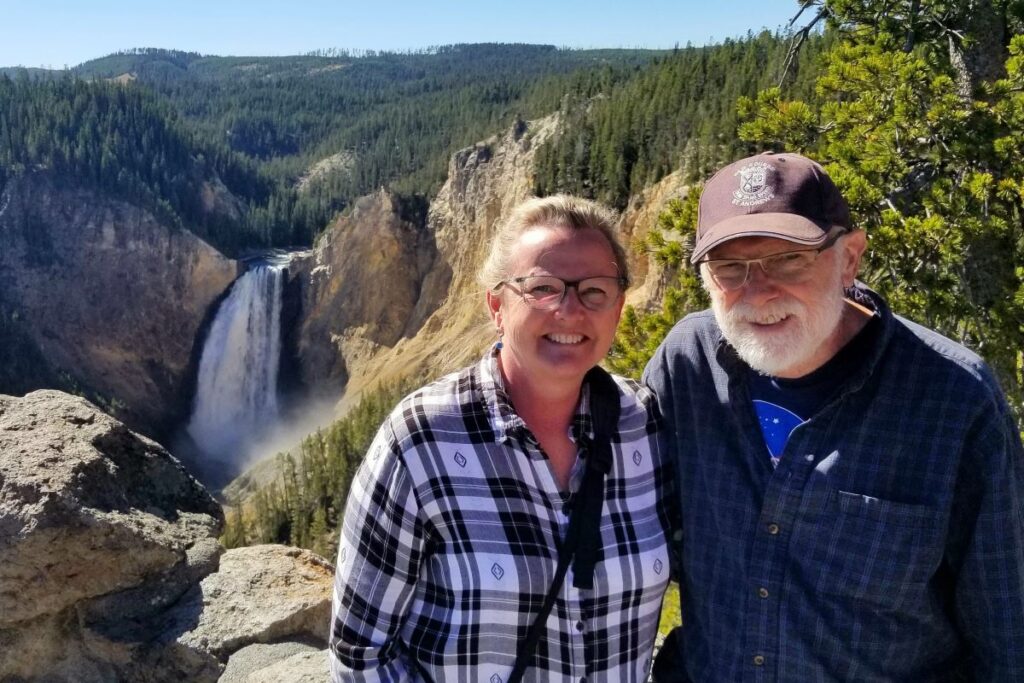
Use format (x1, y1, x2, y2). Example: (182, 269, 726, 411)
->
(478, 194, 630, 290)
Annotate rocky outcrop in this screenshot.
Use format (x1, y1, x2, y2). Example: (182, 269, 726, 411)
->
(291, 115, 563, 408)
(158, 544, 333, 682)
(288, 114, 682, 412)
(287, 190, 436, 397)
(0, 390, 333, 683)
(617, 169, 690, 310)
(0, 171, 240, 438)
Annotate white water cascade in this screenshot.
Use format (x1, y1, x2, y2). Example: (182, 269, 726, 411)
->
(186, 259, 285, 465)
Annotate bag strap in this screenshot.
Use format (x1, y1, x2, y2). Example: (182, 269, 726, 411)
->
(572, 367, 618, 590)
(507, 367, 619, 683)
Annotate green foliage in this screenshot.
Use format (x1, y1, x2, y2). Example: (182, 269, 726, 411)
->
(221, 380, 415, 556)
(4, 46, 669, 253)
(534, 31, 832, 210)
(608, 193, 709, 378)
(658, 582, 682, 637)
(628, 4, 1024, 428)
(0, 74, 271, 252)
(86, 45, 665, 247)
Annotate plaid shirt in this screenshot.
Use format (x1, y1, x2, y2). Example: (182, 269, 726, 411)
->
(330, 351, 672, 682)
(644, 284, 1024, 682)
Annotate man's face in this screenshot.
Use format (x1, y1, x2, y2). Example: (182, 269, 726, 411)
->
(701, 232, 864, 378)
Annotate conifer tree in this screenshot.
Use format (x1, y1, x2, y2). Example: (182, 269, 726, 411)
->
(612, 1, 1024, 429)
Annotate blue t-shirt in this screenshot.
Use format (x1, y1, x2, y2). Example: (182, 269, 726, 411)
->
(749, 314, 880, 465)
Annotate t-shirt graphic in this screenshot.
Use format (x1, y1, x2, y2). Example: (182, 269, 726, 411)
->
(753, 400, 805, 466)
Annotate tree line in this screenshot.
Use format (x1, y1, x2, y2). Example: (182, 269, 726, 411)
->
(2, 38, 827, 256)
(0, 75, 272, 252)
(533, 30, 833, 209)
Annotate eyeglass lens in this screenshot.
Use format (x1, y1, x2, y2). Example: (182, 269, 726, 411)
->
(513, 275, 622, 310)
(705, 250, 819, 290)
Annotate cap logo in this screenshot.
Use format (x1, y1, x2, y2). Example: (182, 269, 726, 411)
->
(732, 161, 775, 207)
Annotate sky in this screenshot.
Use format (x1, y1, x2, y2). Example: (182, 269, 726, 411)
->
(0, 0, 802, 69)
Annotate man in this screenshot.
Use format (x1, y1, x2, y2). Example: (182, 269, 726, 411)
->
(644, 152, 1024, 681)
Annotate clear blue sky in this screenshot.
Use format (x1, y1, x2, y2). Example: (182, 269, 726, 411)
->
(1, 0, 801, 69)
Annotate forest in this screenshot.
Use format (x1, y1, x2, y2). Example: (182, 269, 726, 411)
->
(1, 37, 820, 252)
(2, 44, 666, 251)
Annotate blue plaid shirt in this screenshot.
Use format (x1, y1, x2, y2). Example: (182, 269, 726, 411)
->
(644, 284, 1024, 682)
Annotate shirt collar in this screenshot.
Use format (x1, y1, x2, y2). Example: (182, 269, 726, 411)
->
(477, 347, 594, 444)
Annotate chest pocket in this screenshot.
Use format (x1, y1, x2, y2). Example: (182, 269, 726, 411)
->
(792, 489, 943, 609)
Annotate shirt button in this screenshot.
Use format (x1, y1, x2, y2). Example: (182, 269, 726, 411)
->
(767, 523, 780, 535)
(758, 587, 770, 599)
(575, 620, 585, 632)
(753, 655, 766, 666)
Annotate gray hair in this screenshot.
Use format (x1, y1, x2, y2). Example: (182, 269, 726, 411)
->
(478, 194, 630, 290)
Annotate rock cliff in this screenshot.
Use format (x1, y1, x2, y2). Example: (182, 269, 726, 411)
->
(290, 115, 562, 407)
(0, 390, 333, 683)
(618, 169, 690, 309)
(290, 116, 686, 411)
(0, 172, 240, 439)
(286, 190, 436, 398)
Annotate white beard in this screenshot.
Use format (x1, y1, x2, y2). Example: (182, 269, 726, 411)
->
(705, 267, 846, 377)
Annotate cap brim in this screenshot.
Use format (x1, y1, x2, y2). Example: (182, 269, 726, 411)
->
(690, 213, 831, 263)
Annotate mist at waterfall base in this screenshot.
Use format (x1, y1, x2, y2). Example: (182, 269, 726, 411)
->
(174, 252, 337, 491)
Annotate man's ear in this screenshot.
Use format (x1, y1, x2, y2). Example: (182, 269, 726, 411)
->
(839, 229, 867, 287)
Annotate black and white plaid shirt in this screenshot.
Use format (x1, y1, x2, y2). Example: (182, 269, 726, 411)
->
(330, 350, 672, 682)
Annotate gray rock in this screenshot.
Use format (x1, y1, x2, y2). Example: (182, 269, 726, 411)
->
(0, 391, 223, 627)
(219, 642, 322, 683)
(165, 544, 334, 660)
(0, 391, 338, 683)
(0, 390, 223, 682)
(241, 649, 329, 683)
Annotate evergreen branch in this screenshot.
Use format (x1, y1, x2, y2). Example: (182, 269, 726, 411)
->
(780, 5, 828, 88)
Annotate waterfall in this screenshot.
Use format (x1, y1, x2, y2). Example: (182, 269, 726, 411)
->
(186, 261, 284, 464)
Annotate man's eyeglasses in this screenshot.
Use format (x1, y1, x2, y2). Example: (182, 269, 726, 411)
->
(700, 230, 846, 292)
(496, 275, 627, 311)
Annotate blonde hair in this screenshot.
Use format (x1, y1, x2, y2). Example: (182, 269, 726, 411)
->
(478, 195, 629, 290)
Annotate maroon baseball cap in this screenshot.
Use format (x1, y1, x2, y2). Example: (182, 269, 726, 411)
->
(690, 152, 852, 263)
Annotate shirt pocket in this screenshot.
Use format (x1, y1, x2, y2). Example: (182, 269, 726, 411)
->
(795, 490, 943, 609)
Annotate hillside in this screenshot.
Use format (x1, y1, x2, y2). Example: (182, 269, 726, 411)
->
(3, 37, 821, 256)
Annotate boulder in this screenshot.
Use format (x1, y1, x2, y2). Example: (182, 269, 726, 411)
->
(241, 648, 328, 683)
(0, 391, 334, 683)
(161, 544, 334, 671)
(0, 390, 223, 628)
(218, 643, 325, 683)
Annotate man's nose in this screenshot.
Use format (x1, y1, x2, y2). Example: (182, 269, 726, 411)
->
(739, 262, 780, 301)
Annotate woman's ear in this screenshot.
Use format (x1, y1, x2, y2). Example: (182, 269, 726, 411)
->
(486, 289, 502, 329)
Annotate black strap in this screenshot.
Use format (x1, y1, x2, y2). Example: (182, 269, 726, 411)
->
(572, 367, 617, 590)
(507, 367, 619, 683)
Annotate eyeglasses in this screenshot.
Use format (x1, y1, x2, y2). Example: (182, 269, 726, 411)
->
(700, 231, 846, 292)
(497, 275, 627, 311)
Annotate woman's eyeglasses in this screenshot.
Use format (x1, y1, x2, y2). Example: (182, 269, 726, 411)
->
(496, 275, 627, 311)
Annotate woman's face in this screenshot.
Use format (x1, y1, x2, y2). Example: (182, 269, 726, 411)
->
(487, 225, 624, 389)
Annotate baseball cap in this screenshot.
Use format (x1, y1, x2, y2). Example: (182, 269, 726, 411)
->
(690, 152, 852, 263)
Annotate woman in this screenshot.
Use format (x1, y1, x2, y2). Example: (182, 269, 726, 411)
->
(329, 195, 672, 682)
